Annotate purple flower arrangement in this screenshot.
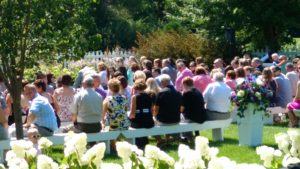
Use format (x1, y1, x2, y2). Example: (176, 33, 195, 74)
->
(231, 77, 273, 118)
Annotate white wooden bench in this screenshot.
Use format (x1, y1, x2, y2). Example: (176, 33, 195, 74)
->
(122, 118, 232, 144)
(0, 130, 121, 163)
(0, 118, 232, 163)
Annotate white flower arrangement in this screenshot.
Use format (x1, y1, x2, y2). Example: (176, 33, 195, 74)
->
(257, 129, 300, 168)
(38, 137, 53, 150)
(64, 132, 87, 158)
(5, 134, 293, 169)
(256, 146, 282, 168)
(37, 155, 59, 169)
(81, 142, 106, 168)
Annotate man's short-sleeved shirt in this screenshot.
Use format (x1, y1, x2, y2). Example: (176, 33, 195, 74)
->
(71, 88, 103, 123)
(155, 85, 182, 123)
(30, 94, 58, 131)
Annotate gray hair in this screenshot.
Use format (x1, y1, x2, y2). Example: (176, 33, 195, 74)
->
(159, 74, 171, 85)
(91, 74, 100, 79)
(162, 59, 170, 66)
(176, 61, 186, 68)
(213, 72, 224, 82)
(252, 57, 261, 64)
(83, 76, 94, 87)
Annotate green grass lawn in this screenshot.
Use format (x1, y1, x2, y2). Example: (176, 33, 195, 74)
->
(50, 123, 289, 165)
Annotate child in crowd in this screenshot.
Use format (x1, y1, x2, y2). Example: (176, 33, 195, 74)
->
(27, 127, 41, 154)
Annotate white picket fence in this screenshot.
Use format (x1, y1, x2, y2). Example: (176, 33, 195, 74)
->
(252, 49, 300, 58)
(84, 49, 135, 60)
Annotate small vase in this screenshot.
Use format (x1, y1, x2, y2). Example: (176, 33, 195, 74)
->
(237, 103, 264, 147)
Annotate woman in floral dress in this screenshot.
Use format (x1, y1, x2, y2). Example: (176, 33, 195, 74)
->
(53, 75, 75, 122)
(102, 79, 130, 131)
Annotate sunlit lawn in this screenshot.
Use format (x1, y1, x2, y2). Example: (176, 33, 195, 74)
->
(49, 123, 289, 166)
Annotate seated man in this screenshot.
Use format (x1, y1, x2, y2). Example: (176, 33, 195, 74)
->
(203, 72, 231, 120)
(154, 74, 182, 125)
(71, 76, 103, 133)
(154, 74, 182, 145)
(23, 84, 58, 136)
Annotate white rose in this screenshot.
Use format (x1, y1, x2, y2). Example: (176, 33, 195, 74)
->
(116, 141, 133, 162)
(275, 132, 290, 153)
(5, 150, 17, 163)
(208, 157, 236, 169)
(81, 142, 106, 168)
(64, 133, 87, 158)
(27, 148, 37, 158)
(282, 154, 300, 167)
(7, 158, 28, 169)
(38, 137, 53, 150)
(101, 163, 123, 169)
(11, 140, 27, 158)
(274, 150, 282, 157)
(195, 136, 210, 159)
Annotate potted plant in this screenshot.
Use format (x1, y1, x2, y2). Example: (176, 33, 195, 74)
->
(231, 77, 273, 146)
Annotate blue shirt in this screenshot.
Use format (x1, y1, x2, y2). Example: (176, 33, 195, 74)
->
(30, 94, 58, 131)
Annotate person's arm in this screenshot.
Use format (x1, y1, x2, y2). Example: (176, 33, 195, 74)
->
(129, 95, 136, 119)
(6, 94, 12, 115)
(23, 112, 36, 128)
(70, 94, 78, 122)
(294, 82, 300, 100)
(0, 107, 7, 127)
(180, 106, 185, 113)
(153, 105, 159, 116)
(51, 94, 61, 113)
(102, 99, 108, 123)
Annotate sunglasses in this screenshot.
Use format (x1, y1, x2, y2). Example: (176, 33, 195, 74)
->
(31, 135, 40, 139)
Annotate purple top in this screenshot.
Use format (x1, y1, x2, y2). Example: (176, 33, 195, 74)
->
(175, 68, 193, 91)
(95, 87, 107, 99)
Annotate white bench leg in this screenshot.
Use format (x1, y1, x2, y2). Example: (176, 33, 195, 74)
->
(127, 138, 135, 145)
(212, 128, 224, 141)
(105, 140, 110, 154)
(0, 150, 4, 163)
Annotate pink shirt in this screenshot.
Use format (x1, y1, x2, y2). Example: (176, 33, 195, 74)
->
(175, 68, 193, 91)
(225, 79, 236, 90)
(193, 75, 212, 93)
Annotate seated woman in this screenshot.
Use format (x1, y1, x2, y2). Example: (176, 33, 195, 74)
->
(203, 72, 231, 120)
(102, 79, 130, 131)
(53, 75, 75, 123)
(287, 81, 300, 127)
(181, 77, 206, 141)
(0, 106, 8, 140)
(181, 77, 206, 123)
(129, 79, 154, 149)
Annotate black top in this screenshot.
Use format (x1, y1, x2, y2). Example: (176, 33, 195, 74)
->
(143, 69, 152, 80)
(182, 88, 206, 123)
(118, 66, 128, 79)
(269, 80, 277, 106)
(256, 65, 264, 72)
(130, 92, 154, 128)
(155, 85, 182, 123)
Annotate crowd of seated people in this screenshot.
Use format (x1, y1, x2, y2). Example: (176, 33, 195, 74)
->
(0, 53, 299, 146)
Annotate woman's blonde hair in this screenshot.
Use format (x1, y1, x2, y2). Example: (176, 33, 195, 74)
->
(133, 70, 146, 81)
(145, 78, 160, 94)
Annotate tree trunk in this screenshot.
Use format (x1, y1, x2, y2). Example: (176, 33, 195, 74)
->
(10, 81, 24, 140)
